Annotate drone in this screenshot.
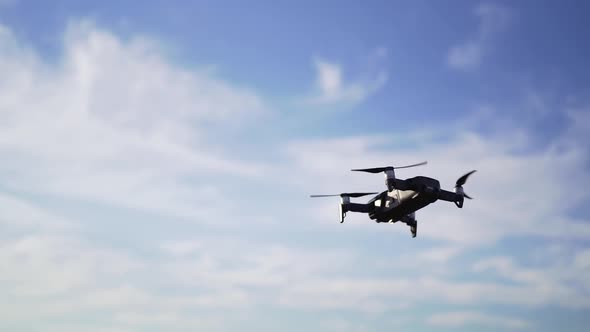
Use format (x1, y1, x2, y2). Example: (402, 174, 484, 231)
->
(310, 162, 476, 238)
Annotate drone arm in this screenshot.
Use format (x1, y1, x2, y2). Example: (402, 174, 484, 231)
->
(339, 203, 371, 223)
(343, 203, 371, 213)
(437, 189, 464, 208)
(437, 189, 457, 201)
(391, 178, 412, 191)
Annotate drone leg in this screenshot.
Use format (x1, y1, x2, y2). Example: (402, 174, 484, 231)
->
(410, 219, 417, 238)
(402, 214, 417, 238)
(340, 203, 371, 223)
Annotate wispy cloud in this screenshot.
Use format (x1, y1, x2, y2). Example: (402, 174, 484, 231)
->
(0, 20, 276, 329)
(427, 311, 531, 329)
(0, 19, 269, 221)
(472, 254, 590, 309)
(1, 11, 589, 332)
(303, 49, 388, 107)
(320, 318, 369, 332)
(0, 193, 75, 232)
(447, 3, 511, 70)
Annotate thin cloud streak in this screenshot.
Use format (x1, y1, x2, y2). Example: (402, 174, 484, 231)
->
(448, 3, 512, 70)
(302, 55, 388, 107)
(0, 20, 269, 221)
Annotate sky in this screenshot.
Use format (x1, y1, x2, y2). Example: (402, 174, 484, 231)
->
(1, 0, 590, 331)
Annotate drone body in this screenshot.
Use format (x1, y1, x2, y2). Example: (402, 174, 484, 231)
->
(310, 162, 476, 238)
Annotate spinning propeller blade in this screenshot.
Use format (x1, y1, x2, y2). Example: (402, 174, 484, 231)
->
(350, 167, 392, 173)
(455, 170, 476, 187)
(309, 192, 377, 198)
(392, 161, 428, 169)
(351, 161, 427, 173)
(455, 170, 476, 199)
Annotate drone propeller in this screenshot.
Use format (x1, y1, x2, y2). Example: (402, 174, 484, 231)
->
(455, 170, 476, 199)
(456, 170, 476, 187)
(351, 161, 427, 173)
(310, 192, 378, 198)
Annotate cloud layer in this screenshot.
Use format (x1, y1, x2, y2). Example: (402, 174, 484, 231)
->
(0, 14, 589, 332)
(447, 3, 511, 70)
(0, 20, 269, 223)
(304, 51, 388, 106)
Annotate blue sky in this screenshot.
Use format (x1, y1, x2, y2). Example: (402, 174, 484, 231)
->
(1, 1, 589, 331)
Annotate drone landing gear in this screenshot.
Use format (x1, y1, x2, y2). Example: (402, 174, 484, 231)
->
(409, 219, 417, 238)
(339, 203, 371, 223)
(401, 215, 417, 238)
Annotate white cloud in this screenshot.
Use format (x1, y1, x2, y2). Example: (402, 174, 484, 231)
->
(1, 196, 588, 330)
(472, 254, 590, 309)
(320, 318, 370, 332)
(473, 256, 545, 284)
(0, 234, 143, 298)
(448, 3, 511, 70)
(152, 236, 590, 315)
(416, 246, 462, 263)
(0, 193, 75, 233)
(574, 249, 590, 270)
(161, 237, 359, 290)
(448, 41, 483, 70)
(316, 59, 342, 98)
(0, 218, 249, 330)
(275, 271, 590, 313)
(0, 19, 269, 221)
(304, 54, 388, 106)
(0, 14, 589, 332)
(0, 20, 274, 330)
(427, 311, 530, 329)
